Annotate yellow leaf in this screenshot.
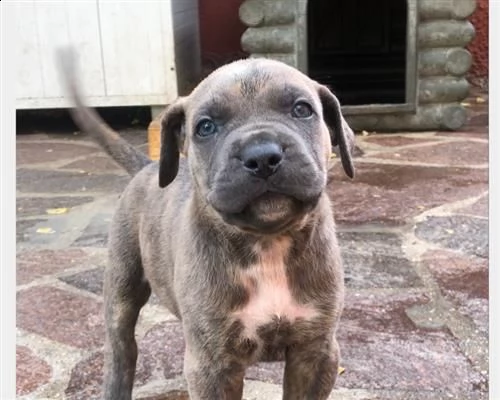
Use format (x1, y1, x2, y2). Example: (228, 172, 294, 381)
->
(330, 153, 337, 158)
(338, 366, 345, 375)
(36, 227, 55, 234)
(476, 97, 485, 104)
(46, 207, 69, 215)
(461, 102, 471, 107)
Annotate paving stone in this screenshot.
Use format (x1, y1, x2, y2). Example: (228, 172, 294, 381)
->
(137, 392, 188, 400)
(17, 286, 104, 349)
(72, 212, 113, 247)
(246, 362, 284, 384)
(415, 215, 488, 258)
(16, 132, 52, 141)
(47, 128, 147, 146)
(65, 352, 104, 400)
(423, 250, 488, 336)
(16, 345, 52, 396)
(60, 266, 163, 305)
(329, 163, 488, 226)
(65, 322, 184, 399)
(137, 322, 185, 381)
(16, 196, 95, 217)
(457, 195, 488, 218)
(338, 232, 422, 289)
(336, 292, 483, 395)
(460, 112, 489, 134)
(16, 141, 98, 165)
(333, 144, 365, 159)
(17, 219, 48, 243)
(117, 128, 149, 147)
(65, 350, 156, 400)
(374, 141, 488, 166)
(355, 389, 485, 400)
(61, 155, 124, 174)
(440, 130, 488, 138)
(17, 216, 77, 248)
(17, 169, 129, 194)
(362, 135, 440, 147)
(17, 248, 90, 285)
(59, 267, 105, 296)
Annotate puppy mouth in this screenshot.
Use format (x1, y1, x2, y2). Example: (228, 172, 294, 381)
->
(215, 191, 318, 234)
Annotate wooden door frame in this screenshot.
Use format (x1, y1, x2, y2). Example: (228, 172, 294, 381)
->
(297, 0, 418, 116)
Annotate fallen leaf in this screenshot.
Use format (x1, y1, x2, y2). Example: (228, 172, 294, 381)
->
(417, 205, 426, 210)
(445, 229, 454, 234)
(330, 153, 337, 158)
(338, 366, 346, 375)
(476, 97, 485, 104)
(461, 102, 471, 107)
(36, 227, 55, 234)
(46, 207, 69, 215)
(361, 130, 369, 136)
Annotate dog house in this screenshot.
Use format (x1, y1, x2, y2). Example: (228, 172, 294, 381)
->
(239, 0, 476, 131)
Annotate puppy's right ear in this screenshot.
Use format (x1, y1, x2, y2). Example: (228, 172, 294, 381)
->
(159, 99, 186, 188)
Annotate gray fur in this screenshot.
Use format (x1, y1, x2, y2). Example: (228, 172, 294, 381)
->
(58, 48, 355, 400)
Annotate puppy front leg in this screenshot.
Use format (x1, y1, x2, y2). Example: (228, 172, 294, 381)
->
(102, 250, 151, 400)
(183, 333, 245, 400)
(283, 335, 340, 400)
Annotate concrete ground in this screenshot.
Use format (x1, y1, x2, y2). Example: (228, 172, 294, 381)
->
(16, 90, 488, 400)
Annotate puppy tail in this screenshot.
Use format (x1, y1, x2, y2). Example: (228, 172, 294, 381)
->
(56, 47, 152, 177)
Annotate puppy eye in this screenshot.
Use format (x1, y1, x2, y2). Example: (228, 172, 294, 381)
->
(291, 101, 313, 119)
(196, 118, 218, 137)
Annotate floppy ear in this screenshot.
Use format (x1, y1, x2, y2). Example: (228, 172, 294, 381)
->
(317, 85, 355, 179)
(158, 99, 186, 188)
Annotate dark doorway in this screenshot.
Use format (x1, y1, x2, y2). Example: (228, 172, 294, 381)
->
(307, 0, 407, 106)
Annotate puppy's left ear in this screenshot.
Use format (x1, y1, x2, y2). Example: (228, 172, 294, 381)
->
(317, 85, 355, 179)
(159, 98, 186, 188)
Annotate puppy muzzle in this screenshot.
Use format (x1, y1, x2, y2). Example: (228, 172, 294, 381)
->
(207, 136, 326, 234)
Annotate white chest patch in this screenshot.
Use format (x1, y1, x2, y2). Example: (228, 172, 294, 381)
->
(232, 237, 318, 338)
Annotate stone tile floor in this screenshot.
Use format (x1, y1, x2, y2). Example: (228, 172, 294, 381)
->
(16, 89, 489, 400)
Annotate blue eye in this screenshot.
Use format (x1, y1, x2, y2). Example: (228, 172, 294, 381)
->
(196, 118, 218, 137)
(292, 101, 313, 119)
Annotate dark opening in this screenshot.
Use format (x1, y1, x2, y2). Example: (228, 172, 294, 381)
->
(307, 0, 407, 106)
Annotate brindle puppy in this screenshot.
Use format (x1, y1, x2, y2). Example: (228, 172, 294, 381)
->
(58, 49, 355, 400)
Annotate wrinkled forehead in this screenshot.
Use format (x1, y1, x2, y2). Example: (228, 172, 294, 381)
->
(187, 59, 320, 114)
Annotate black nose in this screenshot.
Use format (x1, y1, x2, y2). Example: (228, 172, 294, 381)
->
(241, 142, 284, 179)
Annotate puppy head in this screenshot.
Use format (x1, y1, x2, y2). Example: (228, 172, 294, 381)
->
(159, 59, 354, 234)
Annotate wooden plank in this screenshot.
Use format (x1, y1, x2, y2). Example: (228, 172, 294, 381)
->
(33, 1, 104, 98)
(98, 1, 177, 98)
(15, 1, 104, 101)
(16, 94, 172, 110)
(14, 1, 44, 100)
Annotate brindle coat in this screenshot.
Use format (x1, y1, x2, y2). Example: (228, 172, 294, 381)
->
(58, 49, 355, 400)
